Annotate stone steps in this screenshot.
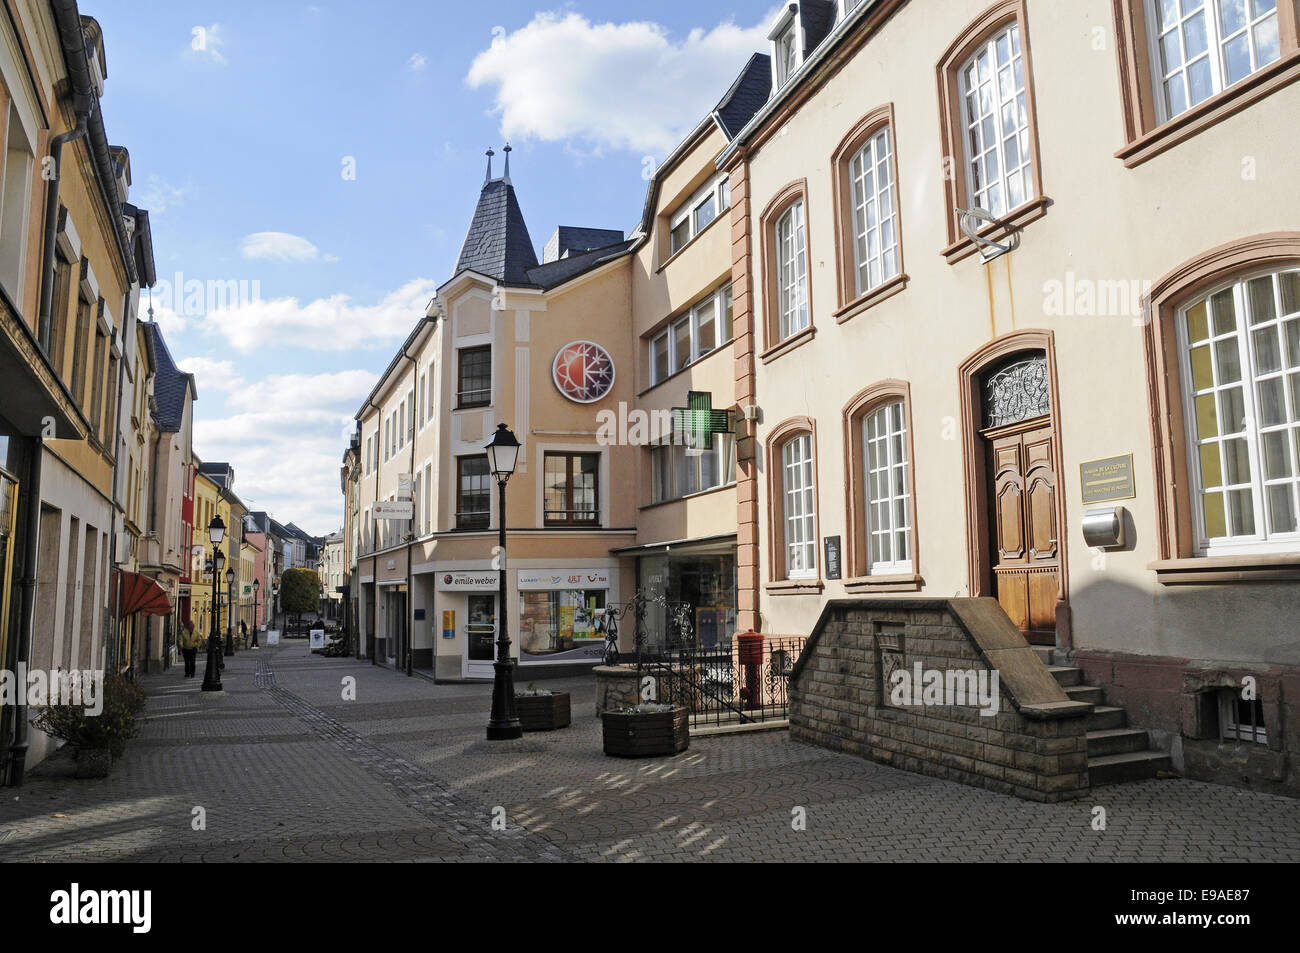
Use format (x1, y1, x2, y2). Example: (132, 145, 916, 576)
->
(1044, 662, 1172, 786)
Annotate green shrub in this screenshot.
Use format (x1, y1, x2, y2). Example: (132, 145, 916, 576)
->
(33, 674, 145, 759)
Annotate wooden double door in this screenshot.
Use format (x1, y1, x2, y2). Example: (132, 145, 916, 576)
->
(984, 417, 1059, 644)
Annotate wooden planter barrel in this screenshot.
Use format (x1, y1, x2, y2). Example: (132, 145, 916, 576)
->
(602, 706, 690, 757)
(515, 692, 571, 731)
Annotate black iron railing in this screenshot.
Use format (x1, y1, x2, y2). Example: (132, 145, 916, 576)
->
(601, 589, 805, 727)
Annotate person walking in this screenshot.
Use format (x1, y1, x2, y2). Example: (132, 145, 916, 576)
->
(239, 619, 248, 649)
(179, 619, 203, 678)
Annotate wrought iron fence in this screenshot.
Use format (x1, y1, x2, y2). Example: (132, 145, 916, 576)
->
(601, 589, 806, 727)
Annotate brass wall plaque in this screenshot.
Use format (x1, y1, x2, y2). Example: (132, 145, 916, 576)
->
(1080, 454, 1136, 504)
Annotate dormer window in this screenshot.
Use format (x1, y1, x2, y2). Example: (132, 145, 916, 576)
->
(773, 19, 800, 87)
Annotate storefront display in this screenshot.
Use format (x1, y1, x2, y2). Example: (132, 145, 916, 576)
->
(517, 568, 611, 664)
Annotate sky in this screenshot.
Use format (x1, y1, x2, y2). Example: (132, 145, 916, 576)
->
(91, 0, 780, 537)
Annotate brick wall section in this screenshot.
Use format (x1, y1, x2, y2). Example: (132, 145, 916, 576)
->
(790, 598, 1092, 802)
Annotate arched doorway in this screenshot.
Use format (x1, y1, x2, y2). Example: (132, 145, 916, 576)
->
(959, 331, 1068, 646)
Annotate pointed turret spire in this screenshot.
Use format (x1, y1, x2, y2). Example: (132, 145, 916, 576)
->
(502, 143, 512, 184)
(484, 147, 495, 183)
(455, 148, 539, 286)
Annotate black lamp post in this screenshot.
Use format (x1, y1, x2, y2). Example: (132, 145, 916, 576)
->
(224, 567, 236, 656)
(252, 578, 260, 646)
(485, 423, 522, 741)
(201, 516, 226, 691)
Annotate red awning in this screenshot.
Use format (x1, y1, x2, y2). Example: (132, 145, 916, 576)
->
(119, 571, 173, 618)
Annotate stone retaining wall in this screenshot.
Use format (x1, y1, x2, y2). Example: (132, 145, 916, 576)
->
(790, 598, 1092, 802)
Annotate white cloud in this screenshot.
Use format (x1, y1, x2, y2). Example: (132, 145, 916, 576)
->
(137, 174, 190, 215)
(176, 357, 244, 392)
(189, 23, 228, 65)
(148, 300, 186, 336)
(408, 52, 427, 71)
(239, 231, 322, 263)
(193, 409, 353, 537)
(224, 369, 377, 412)
(466, 10, 773, 154)
(201, 277, 436, 353)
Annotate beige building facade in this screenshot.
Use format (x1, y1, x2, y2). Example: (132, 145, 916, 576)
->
(726, 0, 1300, 792)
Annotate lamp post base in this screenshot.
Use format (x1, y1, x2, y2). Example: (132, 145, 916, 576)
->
(200, 642, 223, 692)
(486, 657, 523, 740)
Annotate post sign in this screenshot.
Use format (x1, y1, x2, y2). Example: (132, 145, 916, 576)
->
(823, 536, 842, 580)
(373, 501, 414, 520)
(1080, 454, 1136, 504)
(309, 629, 326, 650)
(398, 473, 412, 500)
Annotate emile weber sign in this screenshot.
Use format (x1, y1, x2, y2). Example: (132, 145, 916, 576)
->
(1079, 453, 1136, 504)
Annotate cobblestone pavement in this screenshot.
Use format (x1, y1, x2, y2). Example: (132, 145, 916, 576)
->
(0, 643, 1297, 862)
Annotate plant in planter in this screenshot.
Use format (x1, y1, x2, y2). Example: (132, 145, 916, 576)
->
(514, 683, 571, 731)
(32, 674, 146, 778)
(602, 703, 689, 757)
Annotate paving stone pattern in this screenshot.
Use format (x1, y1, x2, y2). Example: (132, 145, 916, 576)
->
(0, 643, 1296, 862)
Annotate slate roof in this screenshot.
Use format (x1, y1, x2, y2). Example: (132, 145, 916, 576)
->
(143, 321, 192, 432)
(800, 0, 837, 55)
(544, 226, 625, 263)
(524, 239, 636, 291)
(454, 178, 539, 285)
(714, 53, 773, 139)
(197, 462, 233, 489)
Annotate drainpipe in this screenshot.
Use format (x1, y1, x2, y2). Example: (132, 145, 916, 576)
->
(108, 318, 126, 674)
(364, 397, 380, 666)
(404, 344, 418, 677)
(7, 439, 44, 786)
(36, 98, 89, 351)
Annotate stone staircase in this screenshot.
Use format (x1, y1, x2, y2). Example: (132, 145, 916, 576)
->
(1031, 647, 1173, 786)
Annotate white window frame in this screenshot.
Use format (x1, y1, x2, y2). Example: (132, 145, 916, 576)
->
(958, 21, 1034, 218)
(776, 202, 809, 341)
(769, 9, 802, 89)
(1176, 266, 1300, 555)
(781, 433, 817, 579)
(862, 400, 913, 575)
(1145, 0, 1283, 123)
(1219, 688, 1268, 744)
(668, 173, 731, 256)
(648, 283, 735, 385)
(849, 126, 900, 296)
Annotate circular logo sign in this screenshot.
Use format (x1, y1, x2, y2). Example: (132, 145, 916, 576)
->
(552, 340, 615, 403)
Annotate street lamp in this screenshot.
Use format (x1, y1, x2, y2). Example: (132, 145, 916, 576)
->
(201, 516, 225, 692)
(225, 567, 236, 656)
(484, 423, 522, 741)
(252, 578, 260, 648)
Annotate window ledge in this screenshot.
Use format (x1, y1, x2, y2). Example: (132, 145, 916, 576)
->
(942, 196, 1051, 265)
(834, 273, 908, 323)
(760, 324, 816, 364)
(637, 340, 734, 398)
(765, 579, 824, 596)
(842, 572, 922, 593)
(638, 481, 736, 511)
(1117, 52, 1300, 169)
(1150, 553, 1300, 585)
(656, 211, 729, 273)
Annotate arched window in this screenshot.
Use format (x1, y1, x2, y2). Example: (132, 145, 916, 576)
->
(766, 418, 820, 585)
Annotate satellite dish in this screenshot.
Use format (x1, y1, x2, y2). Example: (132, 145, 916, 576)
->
(959, 207, 1020, 262)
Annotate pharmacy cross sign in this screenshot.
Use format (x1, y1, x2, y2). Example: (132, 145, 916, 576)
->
(671, 391, 731, 452)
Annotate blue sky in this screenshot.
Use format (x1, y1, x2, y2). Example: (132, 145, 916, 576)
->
(93, 0, 777, 535)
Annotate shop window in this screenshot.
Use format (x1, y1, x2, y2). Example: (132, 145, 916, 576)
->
(519, 589, 605, 659)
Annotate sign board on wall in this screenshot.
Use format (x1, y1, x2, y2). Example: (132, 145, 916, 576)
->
(442, 610, 455, 639)
(374, 501, 414, 520)
(398, 473, 412, 500)
(517, 568, 611, 590)
(823, 536, 842, 580)
(436, 570, 499, 591)
(1080, 454, 1136, 504)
